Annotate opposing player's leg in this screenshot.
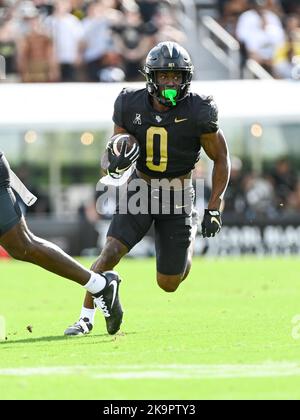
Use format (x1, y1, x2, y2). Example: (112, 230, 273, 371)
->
(1, 217, 95, 283)
(65, 208, 153, 336)
(0, 154, 114, 311)
(0, 189, 113, 311)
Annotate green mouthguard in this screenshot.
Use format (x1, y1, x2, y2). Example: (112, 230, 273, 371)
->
(162, 89, 177, 106)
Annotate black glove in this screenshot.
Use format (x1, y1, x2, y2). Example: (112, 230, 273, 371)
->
(201, 209, 222, 238)
(107, 140, 139, 178)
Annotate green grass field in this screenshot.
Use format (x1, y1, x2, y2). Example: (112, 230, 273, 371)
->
(1, 257, 300, 400)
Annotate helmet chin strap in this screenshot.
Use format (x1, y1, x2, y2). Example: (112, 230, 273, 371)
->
(161, 88, 178, 106)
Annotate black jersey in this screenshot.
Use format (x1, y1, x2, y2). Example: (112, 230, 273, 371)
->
(113, 88, 219, 178)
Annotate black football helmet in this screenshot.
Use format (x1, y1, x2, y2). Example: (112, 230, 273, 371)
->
(143, 41, 194, 107)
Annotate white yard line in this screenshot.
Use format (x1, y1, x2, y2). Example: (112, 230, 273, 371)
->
(0, 362, 300, 379)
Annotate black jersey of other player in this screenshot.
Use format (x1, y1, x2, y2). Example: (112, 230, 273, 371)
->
(113, 88, 219, 178)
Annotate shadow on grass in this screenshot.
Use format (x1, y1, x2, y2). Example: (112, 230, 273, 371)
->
(0, 332, 138, 346)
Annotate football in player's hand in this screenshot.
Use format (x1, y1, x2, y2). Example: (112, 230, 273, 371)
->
(105, 134, 140, 176)
(110, 134, 139, 157)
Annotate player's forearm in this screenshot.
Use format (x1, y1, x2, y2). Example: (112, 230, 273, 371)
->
(208, 156, 231, 211)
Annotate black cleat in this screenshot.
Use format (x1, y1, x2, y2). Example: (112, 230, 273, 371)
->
(64, 317, 93, 336)
(93, 271, 123, 335)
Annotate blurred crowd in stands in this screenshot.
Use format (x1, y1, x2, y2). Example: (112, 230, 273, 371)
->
(1, 0, 300, 82)
(224, 156, 300, 220)
(218, 0, 300, 79)
(0, 0, 185, 83)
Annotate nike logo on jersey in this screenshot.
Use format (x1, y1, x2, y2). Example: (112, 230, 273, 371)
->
(175, 118, 188, 123)
(109, 280, 118, 309)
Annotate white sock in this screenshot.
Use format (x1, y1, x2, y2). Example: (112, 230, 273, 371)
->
(80, 307, 96, 325)
(84, 272, 107, 295)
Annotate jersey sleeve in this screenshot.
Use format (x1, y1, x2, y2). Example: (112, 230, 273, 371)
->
(196, 96, 219, 135)
(112, 89, 126, 127)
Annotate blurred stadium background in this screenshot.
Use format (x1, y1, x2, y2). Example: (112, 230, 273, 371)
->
(0, 0, 300, 259)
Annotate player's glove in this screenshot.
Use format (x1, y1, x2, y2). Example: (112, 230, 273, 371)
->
(107, 140, 139, 178)
(201, 209, 222, 238)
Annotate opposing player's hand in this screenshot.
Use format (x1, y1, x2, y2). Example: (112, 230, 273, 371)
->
(201, 209, 222, 238)
(107, 140, 139, 177)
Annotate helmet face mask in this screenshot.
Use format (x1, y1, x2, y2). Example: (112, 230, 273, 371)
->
(143, 42, 194, 107)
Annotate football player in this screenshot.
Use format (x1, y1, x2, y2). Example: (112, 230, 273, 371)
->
(64, 41, 230, 336)
(0, 152, 122, 332)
